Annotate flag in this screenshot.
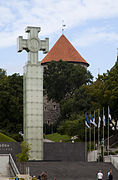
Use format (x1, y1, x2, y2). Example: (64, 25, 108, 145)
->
(93, 114, 97, 127)
(90, 113, 97, 127)
(98, 115, 101, 128)
(108, 106, 112, 124)
(85, 114, 90, 128)
(103, 115, 106, 126)
(111, 119, 115, 130)
(112, 126, 115, 131)
(112, 119, 116, 126)
(102, 107, 106, 126)
(85, 121, 90, 128)
(90, 114, 94, 124)
(116, 120, 118, 130)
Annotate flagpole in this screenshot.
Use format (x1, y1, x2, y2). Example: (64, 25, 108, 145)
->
(108, 106, 110, 156)
(98, 109, 100, 162)
(94, 110, 95, 161)
(85, 123, 87, 161)
(103, 107, 104, 161)
(89, 121, 91, 152)
(98, 110, 99, 162)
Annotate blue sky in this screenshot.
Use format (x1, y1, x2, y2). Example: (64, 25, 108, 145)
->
(0, 0, 118, 79)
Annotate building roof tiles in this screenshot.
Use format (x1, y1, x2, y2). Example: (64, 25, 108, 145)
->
(41, 34, 89, 66)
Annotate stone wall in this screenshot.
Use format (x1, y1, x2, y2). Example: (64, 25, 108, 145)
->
(44, 142, 86, 161)
(0, 142, 21, 161)
(0, 142, 86, 162)
(43, 96, 60, 124)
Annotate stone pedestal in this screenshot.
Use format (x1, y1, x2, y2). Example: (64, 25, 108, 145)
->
(24, 62, 43, 160)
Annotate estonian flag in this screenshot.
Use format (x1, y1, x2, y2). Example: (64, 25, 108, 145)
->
(103, 115, 106, 126)
(85, 114, 90, 128)
(90, 114, 97, 127)
(108, 106, 112, 127)
(98, 115, 101, 128)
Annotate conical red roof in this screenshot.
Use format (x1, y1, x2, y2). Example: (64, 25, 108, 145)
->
(41, 34, 89, 66)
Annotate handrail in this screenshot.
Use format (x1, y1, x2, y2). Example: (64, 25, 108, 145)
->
(9, 154, 20, 176)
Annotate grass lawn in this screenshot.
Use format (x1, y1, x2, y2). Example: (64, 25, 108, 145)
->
(45, 133, 70, 142)
(0, 132, 16, 142)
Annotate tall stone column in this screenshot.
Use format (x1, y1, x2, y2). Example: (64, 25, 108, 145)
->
(17, 26, 49, 160)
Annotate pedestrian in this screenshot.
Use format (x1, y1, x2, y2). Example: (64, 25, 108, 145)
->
(32, 175, 37, 180)
(108, 169, 113, 180)
(107, 169, 111, 179)
(38, 175, 41, 180)
(15, 176, 19, 180)
(40, 171, 48, 180)
(97, 170, 103, 180)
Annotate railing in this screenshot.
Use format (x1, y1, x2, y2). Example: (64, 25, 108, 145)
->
(104, 134, 118, 147)
(9, 154, 20, 176)
(110, 155, 118, 170)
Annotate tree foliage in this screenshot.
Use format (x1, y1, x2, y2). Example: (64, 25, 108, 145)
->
(58, 114, 85, 140)
(44, 60, 93, 102)
(0, 69, 23, 135)
(0, 60, 117, 140)
(60, 86, 92, 119)
(16, 141, 31, 162)
(87, 63, 118, 119)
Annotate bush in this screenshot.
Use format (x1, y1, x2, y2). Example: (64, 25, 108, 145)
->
(110, 151, 115, 155)
(88, 142, 94, 151)
(114, 150, 118, 154)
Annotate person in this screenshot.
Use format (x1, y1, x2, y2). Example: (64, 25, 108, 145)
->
(32, 175, 37, 180)
(38, 175, 41, 180)
(108, 169, 113, 180)
(97, 170, 103, 180)
(107, 169, 111, 179)
(40, 171, 48, 180)
(15, 176, 19, 180)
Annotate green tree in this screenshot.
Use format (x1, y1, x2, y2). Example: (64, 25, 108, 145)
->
(60, 86, 92, 119)
(103, 64, 118, 119)
(44, 60, 93, 103)
(58, 114, 85, 141)
(16, 141, 31, 162)
(86, 75, 105, 110)
(0, 73, 23, 135)
(16, 141, 31, 173)
(87, 63, 118, 119)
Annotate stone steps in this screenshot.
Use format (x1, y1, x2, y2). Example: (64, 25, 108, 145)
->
(26, 161, 118, 180)
(0, 177, 9, 180)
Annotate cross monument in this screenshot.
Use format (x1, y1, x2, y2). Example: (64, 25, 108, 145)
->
(17, 26, 49, 160)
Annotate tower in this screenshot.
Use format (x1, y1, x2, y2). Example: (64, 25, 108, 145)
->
(41, 34, 89, 126)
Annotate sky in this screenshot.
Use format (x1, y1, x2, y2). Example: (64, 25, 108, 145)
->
(0, 0, 118, 79)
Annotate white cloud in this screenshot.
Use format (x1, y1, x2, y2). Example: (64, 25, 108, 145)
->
(0, 0, 118, 48)
(74, 27, 118, 47)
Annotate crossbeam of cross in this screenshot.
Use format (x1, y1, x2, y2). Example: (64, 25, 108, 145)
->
(17, 26, 49, 64)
